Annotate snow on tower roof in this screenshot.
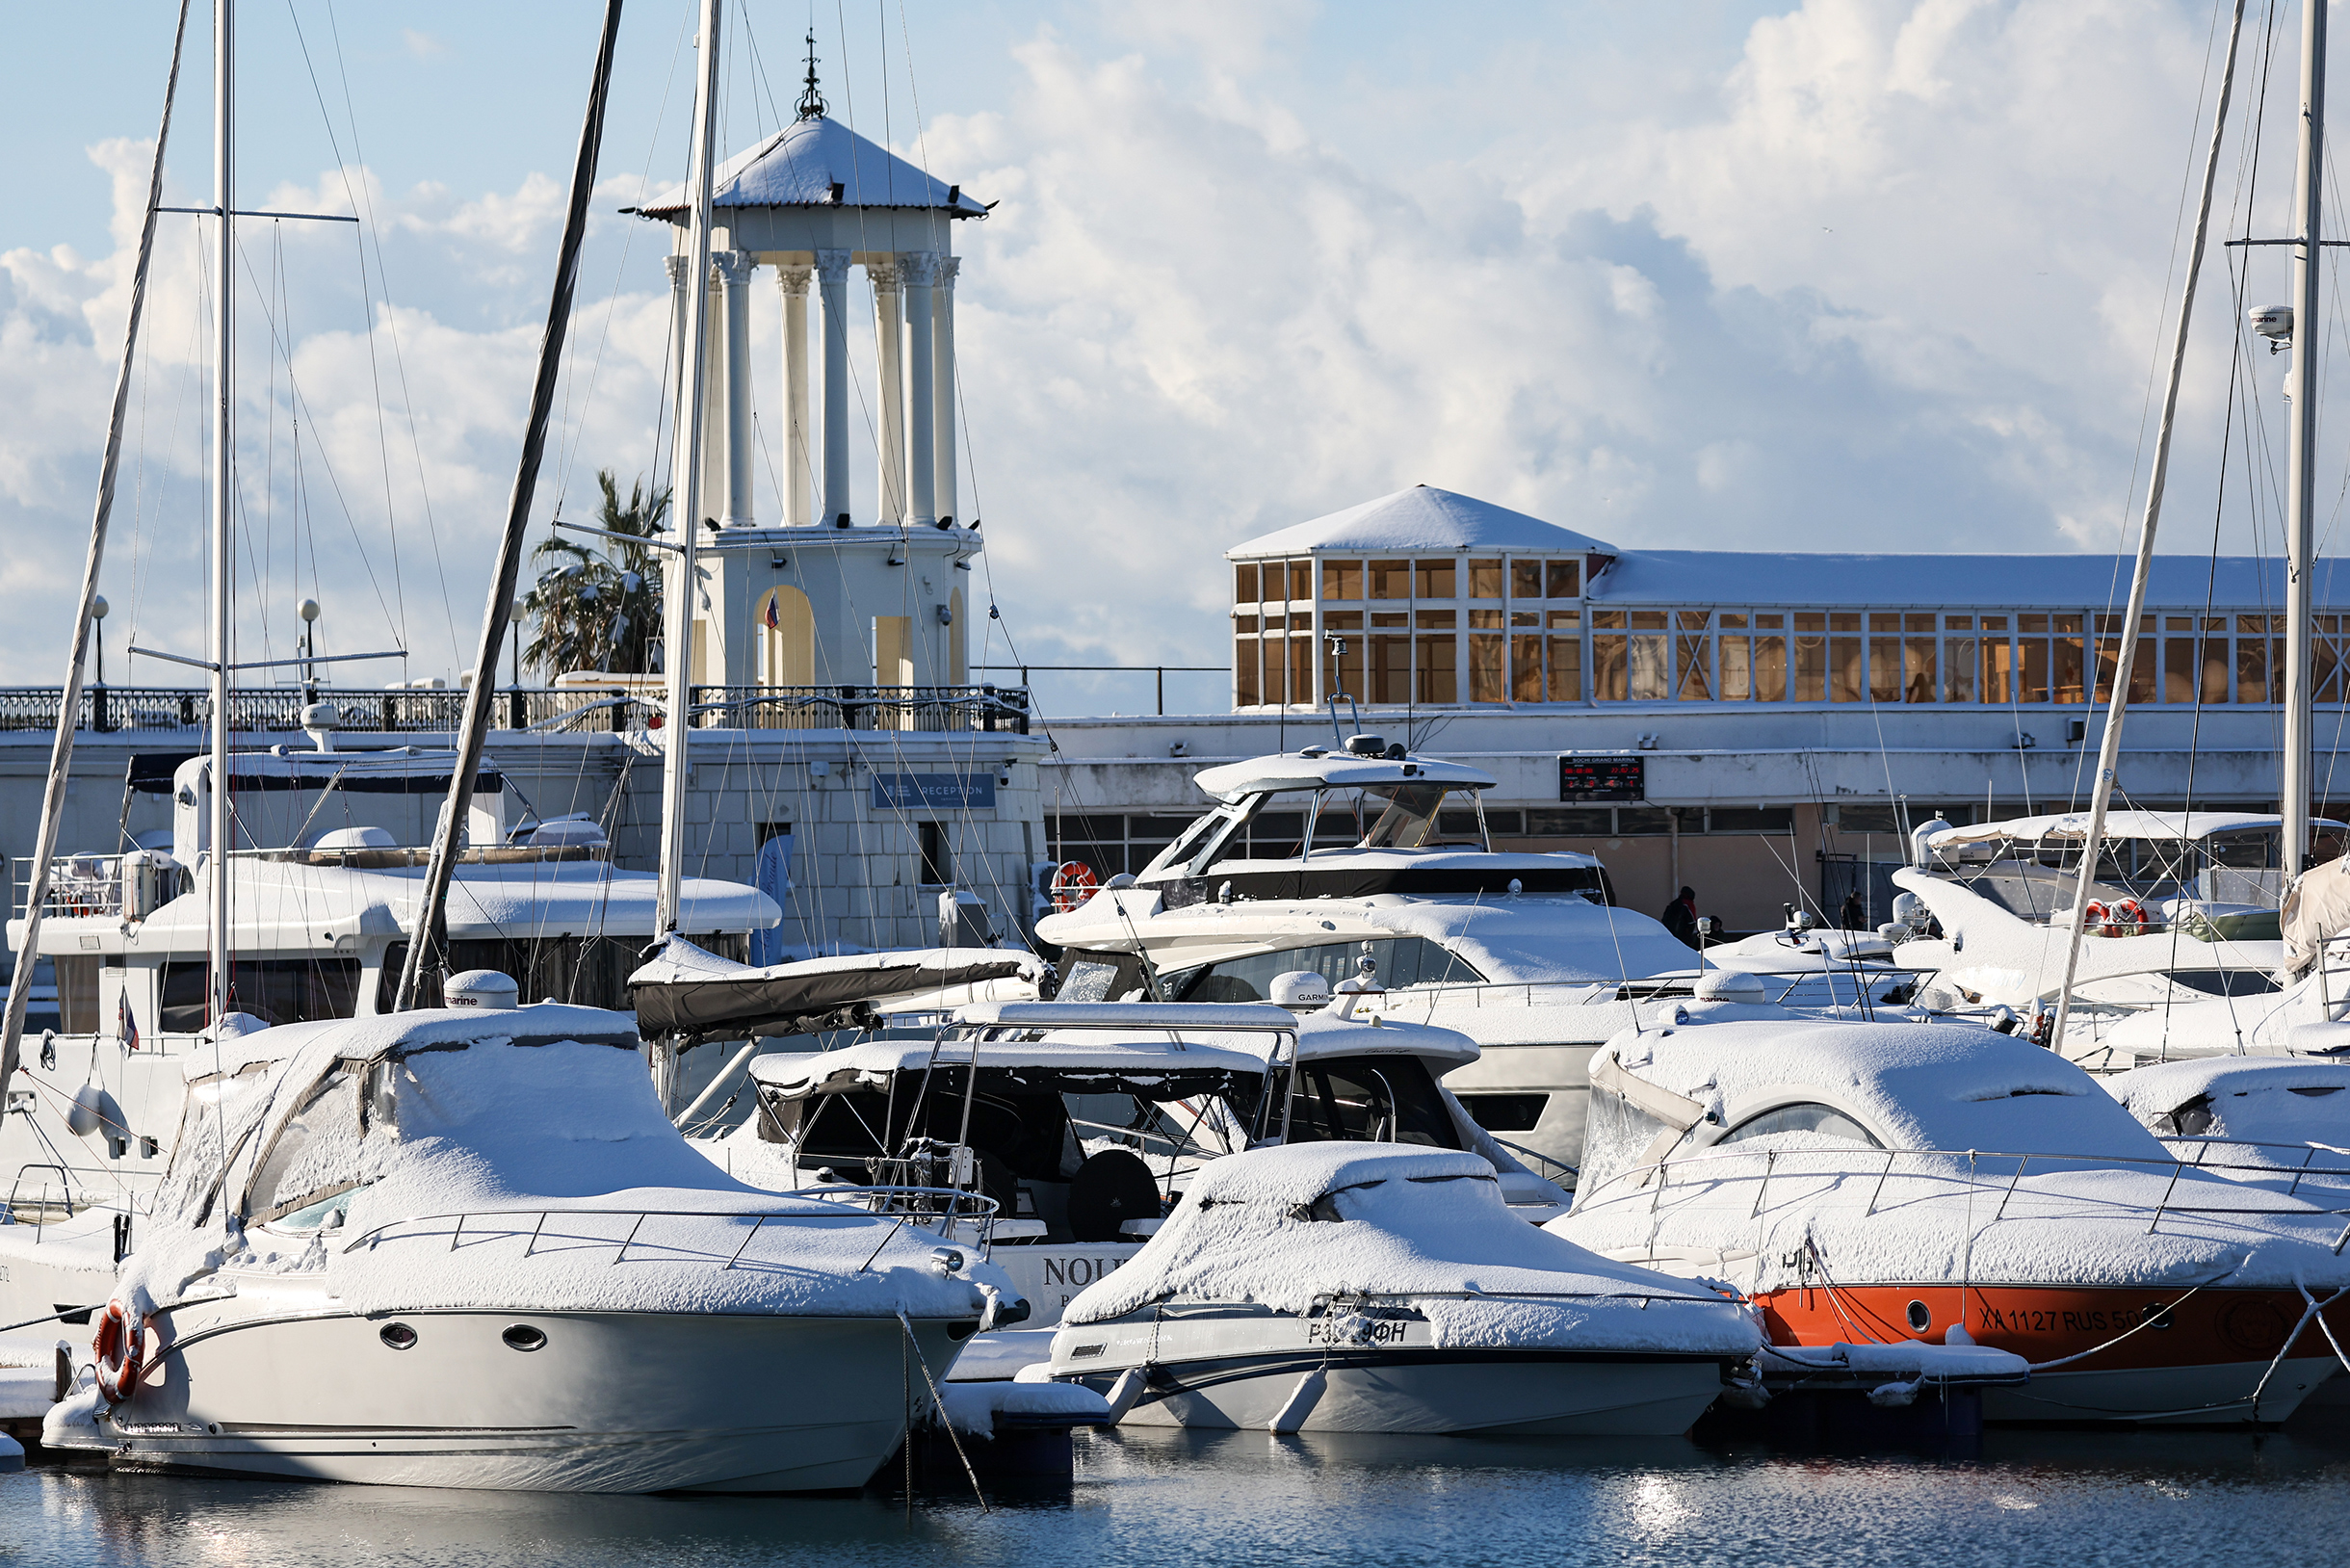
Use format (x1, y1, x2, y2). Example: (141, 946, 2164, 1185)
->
(1228, 485, 1618, 560)
(638, 115, 987, 219)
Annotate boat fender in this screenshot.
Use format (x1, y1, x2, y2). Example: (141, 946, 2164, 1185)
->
(1102, 1365, 1150, 1424)
(1267, 1367, 1327, 1434)
(91, 1298, 145, 1405)
(1867, 1377, 1920, 1408)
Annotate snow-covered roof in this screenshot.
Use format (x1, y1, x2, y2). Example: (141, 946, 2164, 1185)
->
(1930, 810, 2291, 849)
(747, 1033, 1268, 1096)
(1228, 485, 1618, 561)
(1587, 550, 2349, 609)
(2107, 1056, 2350, 1147)
(953, 1000, 1296, 1032)
(638, 115, 986, 218)
(1057, 1142, 1758, 1356)
(1290, 1008, 1478, 1067)
(1190, 750, 1497, 797)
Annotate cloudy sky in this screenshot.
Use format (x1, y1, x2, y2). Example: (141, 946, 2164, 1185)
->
(0, 0, 2328, 717)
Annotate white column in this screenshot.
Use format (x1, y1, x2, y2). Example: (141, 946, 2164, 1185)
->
(869, 258, 905, 525)
(901, 251, 937, 528)
(816, 248, 851, 527)
(665, 251, 693, 502)
(934, 256, 959, 527)
(715, 247, 754, 527)
(777, 262, 812, 527)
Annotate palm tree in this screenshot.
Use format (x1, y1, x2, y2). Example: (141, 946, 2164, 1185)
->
(521, 471, 667, 679)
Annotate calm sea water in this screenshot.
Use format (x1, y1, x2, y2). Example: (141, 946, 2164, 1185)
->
(11, 1424, 2350, 1568)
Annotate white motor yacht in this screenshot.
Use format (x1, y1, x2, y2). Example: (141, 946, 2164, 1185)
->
(701, 991, 1570, 1352)
(1035, 738, 1706, 1178)
(1041, 1141, 1760, 1435)
(31, 1000, 1016, 1491)
(1552, 1016, 2350, 1424)
(1889, 811, 2342, 1058)
(3, 745, 777, 1237)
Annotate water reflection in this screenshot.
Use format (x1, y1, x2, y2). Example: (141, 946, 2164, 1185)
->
(13, 1421, 2350, 1568)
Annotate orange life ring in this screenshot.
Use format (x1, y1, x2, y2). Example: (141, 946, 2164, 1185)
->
(2109, 898, 2146, 936)
(92, 1297, 145, 1405)
(1049, 860, 1099, 915)
(2083, 899, 2109, 931)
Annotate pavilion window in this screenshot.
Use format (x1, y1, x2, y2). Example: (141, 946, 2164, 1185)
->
(1468, 610, 1506, 701)
(1719, 614, 1752, 701)
(1627, 611, 1670, 701)
(1592, 610, 1628, 702)
(1830, 613, 1864, 702)
(1370, 613, 1411, 703)
(1234, 562, 1259, 605)
(1370, 559, 1411, 600)
(1944, 615, 1976, 702)
(1416, 610, 1458, 702)
(2052, 614, 2085, 702)
(1510, 560, 1543, 601)
(1509, 615, 1545, 701)
(1549, 611, 1583, 701)
(1289, 624, 1317, 703)
(1287, 560, 1314, 603)
(1676, 610, 1713, 700)
(1546, 561, 1581, 598)
(1235, 615, 1260, 707)
(1983, 620, 2021, 705)
(1469, 559, 1504, 599)
(1867, 614, 1901, 702)
(2162, 616, 2196, 702)
(2237, 614, 2274, 703)
(1792, 613, 1827, 701)
(1903, 614, 1936, 702)
(1262, 615, 1288, 705)
(1323, 611, 1365, 701)
(2319, 615, 2344, 703)
(1417, 559, 1457, 600)
(1322, 561, 1363, 601)
(2017, 615, 2050, 702)
(1753, 614, 1788, 701)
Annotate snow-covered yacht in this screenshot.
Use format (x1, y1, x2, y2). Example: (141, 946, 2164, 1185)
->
(1553, 1017, 2350, 1424)
(1890, 811, 2345, 1057)
(702, 989, 1570, 1355)
(1034, 739, 1918, 1178)
(30, 1001, 1015, 1491)
(1043, 1141, 1760, 1435)
(3, 739, 777, 1219)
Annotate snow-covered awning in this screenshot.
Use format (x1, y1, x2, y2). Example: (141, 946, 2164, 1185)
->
(1927, 809, 2297, 849)
(1189, 751, 1497, 799)
(629, 938, 1045, 1043)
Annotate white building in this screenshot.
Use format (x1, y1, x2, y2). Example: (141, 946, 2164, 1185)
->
(1040, 484, 2350, 933)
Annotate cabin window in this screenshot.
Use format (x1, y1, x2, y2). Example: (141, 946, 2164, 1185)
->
(1718, 1102, 1882, 1148)
(163, 957, 360, 1032)
(1456, 1092, 1549, 1133)
(1360, 784, 1449, 849)
(1169, 936, 1484, 1003)
(2149, 1095, 2213, 1138)
(246, 1067, 360, 1222)
(1279, 1055, 1461, 1150)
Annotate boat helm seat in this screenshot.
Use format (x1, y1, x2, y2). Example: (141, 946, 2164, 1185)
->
(1067, 1148, 1162, 1242)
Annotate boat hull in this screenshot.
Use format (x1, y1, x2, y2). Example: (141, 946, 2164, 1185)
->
(1759, 1282, 2346, 1425)
(1059, 1312, 1729, 1436)
(103, 1305, 972, 1492)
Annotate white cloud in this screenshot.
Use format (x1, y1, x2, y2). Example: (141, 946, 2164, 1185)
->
(0, 1, 2289, 699)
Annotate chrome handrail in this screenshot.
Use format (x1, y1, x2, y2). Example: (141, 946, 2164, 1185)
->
(338, 1186, 1001, 1262)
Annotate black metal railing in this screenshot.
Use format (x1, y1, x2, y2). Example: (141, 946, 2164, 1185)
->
(0, 683, 1031, 737)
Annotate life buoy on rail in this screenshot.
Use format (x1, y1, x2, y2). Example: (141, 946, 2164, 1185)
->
(92, 1297, 145, 1405)
(1049, 861, 1099, 915)
(2108, 897, 2146, 936)
(2082, 899, 2110, 932)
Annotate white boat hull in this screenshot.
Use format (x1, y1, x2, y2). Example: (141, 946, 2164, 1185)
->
(103, 1304, 972, 1492)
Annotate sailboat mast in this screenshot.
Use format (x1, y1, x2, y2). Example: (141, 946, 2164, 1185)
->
(656, 0, 723, 940)
(2285, 0, 2326, 875)
(207, 0, 235, 1027)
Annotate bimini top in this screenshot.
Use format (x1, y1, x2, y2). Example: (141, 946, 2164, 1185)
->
(1928, 810, 2294, 849)
(747, 1032, 1269, 1099)
(629, 938, 1045, 1044)
(1227, 485, 1618, 561)
(637, 115, 987, 218)
(1190, 750, 1498, 800)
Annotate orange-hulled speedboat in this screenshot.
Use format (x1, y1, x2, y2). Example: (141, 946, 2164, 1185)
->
(1549, 1017, 2350, 1424)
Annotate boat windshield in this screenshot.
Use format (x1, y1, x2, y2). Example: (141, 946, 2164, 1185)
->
(1360, 784, 1477, 849)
